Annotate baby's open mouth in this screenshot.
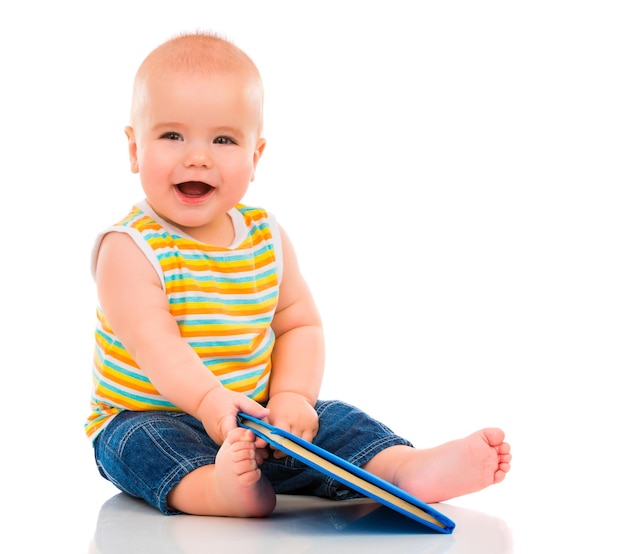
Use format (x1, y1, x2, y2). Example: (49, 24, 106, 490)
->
(175, 181, 215, 198)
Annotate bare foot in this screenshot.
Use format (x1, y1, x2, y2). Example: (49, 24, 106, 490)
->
(398, 428, 511, 503)
(212, 428, 276, 517)
(168, 427, 276, 516)
(365, 428, 511, 504)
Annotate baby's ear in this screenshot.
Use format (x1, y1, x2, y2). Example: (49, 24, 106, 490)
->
(125, 126, 139, 174)
(250, 137, 266, 182)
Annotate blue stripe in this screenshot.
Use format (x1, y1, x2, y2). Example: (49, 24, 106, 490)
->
(101, 358, 152, 384)
(143, 231, 172, 242)
(220, 367, 266, 387)
(98, 380, 176, 408)
(164, 267, 277, 285)
(169, 290, 278, 305)
(202, 335, 274, 365)
(248, 380, 269, 398)
(189, 338, 252, 348)
(179, 316, 274, 326)
(95, 328, 126, 351)
(156, 243, 273, 264)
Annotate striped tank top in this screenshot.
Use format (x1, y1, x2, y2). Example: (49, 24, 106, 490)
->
(85, 200, 282, 440)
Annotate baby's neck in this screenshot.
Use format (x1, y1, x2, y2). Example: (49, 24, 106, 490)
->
(179, 213, 235, 247)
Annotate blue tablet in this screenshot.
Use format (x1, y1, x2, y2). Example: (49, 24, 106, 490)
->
(238, 413, 455, 534)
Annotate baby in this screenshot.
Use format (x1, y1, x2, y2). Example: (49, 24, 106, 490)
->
(86, 31, 511, 517)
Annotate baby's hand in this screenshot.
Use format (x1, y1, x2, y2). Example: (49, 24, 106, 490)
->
(197, 386, 269, 445)
(267, 392, 319, 458)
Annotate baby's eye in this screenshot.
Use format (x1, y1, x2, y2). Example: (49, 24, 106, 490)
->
(160, 132, 183, 141)
(214, 136, 236, 145)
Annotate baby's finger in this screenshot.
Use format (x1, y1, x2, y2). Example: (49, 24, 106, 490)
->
(301, 429, 315, 444)
(271, 445, 288, 459)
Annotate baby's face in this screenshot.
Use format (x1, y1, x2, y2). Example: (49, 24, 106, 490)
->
(126, 70, 265, 241)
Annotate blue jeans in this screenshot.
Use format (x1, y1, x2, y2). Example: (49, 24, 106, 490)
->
(93, 399, 413, 514)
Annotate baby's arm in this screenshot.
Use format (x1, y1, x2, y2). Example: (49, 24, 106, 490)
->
(267, 226, 325, 444)
(95, 232, 269, 444)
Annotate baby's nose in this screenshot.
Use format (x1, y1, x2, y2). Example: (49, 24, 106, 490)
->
(184, 145, 213, 168)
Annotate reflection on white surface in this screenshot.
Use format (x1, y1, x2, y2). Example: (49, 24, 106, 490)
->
(89, 493, 512, 554)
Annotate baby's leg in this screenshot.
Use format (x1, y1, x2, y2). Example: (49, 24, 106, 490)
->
(168, 428, 276, 517)
(363, 428, 512, 504)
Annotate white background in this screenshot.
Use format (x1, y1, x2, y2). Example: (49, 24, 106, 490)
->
(1, 1, 624, 551)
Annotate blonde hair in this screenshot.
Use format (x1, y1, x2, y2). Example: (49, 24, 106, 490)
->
(130, 31, 264, 127)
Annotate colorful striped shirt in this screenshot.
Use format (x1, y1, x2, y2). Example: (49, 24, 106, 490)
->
(85, 200, 282, 440)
